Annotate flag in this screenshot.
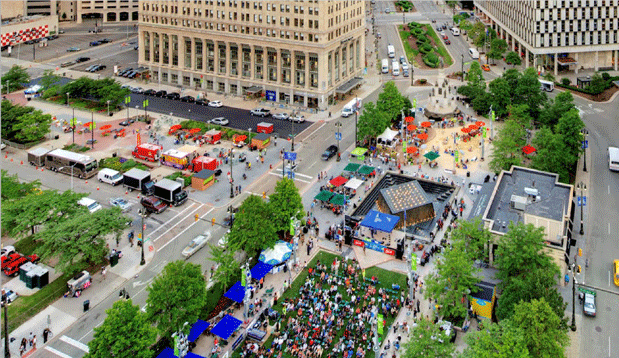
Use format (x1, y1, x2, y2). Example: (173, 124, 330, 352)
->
(241, 268, 246, 287)
(377, 314, 384, 334)
(137, 132, 142, 146)
(173, 335, 180, 356)
(413, 98, 417, 111)
(88, 121, 96, 130)
(491, 110, 495, 122)
(125, 96, 131, 104)
(482, 127, 487, 138)
(402, 140, 407, 153)
(411, 253, 417, 271)
(70, 117, 77, 127)
(363, 269, 366, 280)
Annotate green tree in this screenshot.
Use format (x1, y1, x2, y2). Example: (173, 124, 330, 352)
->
(537, 91, 575, 128)
(542, 72, 555, 83)
(513, 67, 547, 118)
(39, 69, 61, 90)
(267, 178, 304, 235)
(530, 127, 571, 183)
(588, 72, 606, 94)
(488, 38, 508, 64)
(356, 101, 389, 146)
(402, 319, 455, 358)
(449, 218, 492, 261)
(376, 81, 410, 123)
(512, 298, 569, 358)
(458, 61, 486, 101)
(228, 194, 278, 258)
(508, 103, 534, 129)
(501, 68, 521, 90)
(460, 320, 530, 358)
(0, 170, 40, 202)
(425, 239, 479, 321)
(33, 208, 128, 273)
(468, 22, 486, 46)
(471, 91, 492, 115)
(1, 99, 35, 140)
(489, 119, 526, 173)
(1, 65, 31, 93)
(146, 261, 206, 337)
(554, 108, 584, 166)
(488, 78, 512, 119)
(209, 245, 241, 291)
(85, 300, 156, 358)
(505, 51, 522, 67)
(11, 109, 52, 142)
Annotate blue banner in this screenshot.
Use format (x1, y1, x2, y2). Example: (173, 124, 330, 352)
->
(266, 90, 276, 101)
(284, 152, 297, 161)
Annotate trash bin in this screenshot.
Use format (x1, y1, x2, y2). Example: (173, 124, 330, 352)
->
(466, 171, 470, 177)
(83, 300, 90, 312)
(110, 253, 119, 267)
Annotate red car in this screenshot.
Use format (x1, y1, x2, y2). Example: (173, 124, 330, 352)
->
(442, 34, 449, 40)
(444, 39, 451, 45)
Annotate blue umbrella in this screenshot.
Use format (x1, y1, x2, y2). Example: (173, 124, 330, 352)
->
(259, 241, 293, 266)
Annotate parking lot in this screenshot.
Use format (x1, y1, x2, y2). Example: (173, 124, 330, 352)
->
(67, 47, 139, 78)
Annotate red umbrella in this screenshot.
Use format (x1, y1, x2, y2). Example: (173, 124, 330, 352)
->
(406, 146, 418, 154)
(461, 127, 470, 133)
(421, 121, 432, 128)
(189, 128, 201, 134)
(83, 122, 93, 127)
(329, 176, 348, 187)
(522, 145, 536, 155)
(468, 124, 479, 130)
(170, 124, 182, 130)
(476, 121, 486, 127)
(405, 116, 415, 123)
(100, 124, 112, 130)
(407, 124, 417, 131)
(416, 133, 428, 141)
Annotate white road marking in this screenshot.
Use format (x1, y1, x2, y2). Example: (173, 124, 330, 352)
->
(152, 204, 204, 242)
(45, 346, 73, 358)
(157, 207, 214, 251)
(60, 335, 89, 353)
(272, 169, 313, 179)
(609, 270, 611, 286)
(609, 185, 611, 195)
(268, 172, 311, 183)
(78, 321, 104, 342)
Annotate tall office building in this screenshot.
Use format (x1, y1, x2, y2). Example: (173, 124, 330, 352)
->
(57, 0, 139, 23)
(138, 0, 366, 110)
(474, 0, 619, 74)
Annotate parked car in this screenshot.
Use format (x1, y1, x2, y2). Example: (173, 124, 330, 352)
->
(209, 117, 229, 126)
(90, 65, 106, 72)
(166, 92, 181, 100)
(250, 108, 271, 117)
(272, 112, 290, 120)
(442, 34, 449, 40)
(195, 98, 209, 106)
(119, 68, 133, 76)
(99, 38, 112, 44)
(127, 71, 139, 79)
(61, 61, 76, 68)
(482, 64, 491, 71)
(140, 196, 167, 214)
(377, 32, 382, 39)
(399, 56, 406, 64)
(583, 291, 596, 316)
(131, 87, 144, 94)
(85, 65, 97, 72)
(45, 34, 59, 40)
(144, 89, 157, 96)
(89, 41, 101, 47)
(75, 57, 90, 63)
(119, 120, 131, 126)
(155, 90, 167, 97)
(109, 197, 133, 212)
(290, 115, 306, 123)
(1, 246, 15, 259)
(1, 288, 18, 306)
(182, 232, 212, 258)
(444, 39, 451, 45)
(180, 95, 195, 103)
(322, 145, 339, 160)
(66, 47, 81, 52)
(208, 100, 223, 108)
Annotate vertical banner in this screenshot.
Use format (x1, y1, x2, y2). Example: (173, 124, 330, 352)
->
(411, 253, 417, 271)
(377, 314, 384, 335)
(137, 132, 142, 146)
(290, 217, 295, 236)
(241, 268, 246, 287)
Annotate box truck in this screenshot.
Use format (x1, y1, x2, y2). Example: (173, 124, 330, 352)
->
(392, 61, 400, 76)
(381, 59, 389, 74)
(123, 168, 155, 195)
(154, 179, 188, 206)
(341, 98, 362, 117)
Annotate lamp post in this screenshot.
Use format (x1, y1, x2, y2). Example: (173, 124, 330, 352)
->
(291, 117, 295, 152)
(72, 107, 76, 144)
(461, 54, 464, 81)
(355, 110, 358, 146)
(139, 209, 147, 265)
(230, 149, 234, 198)
(577, 181, 586, 235)
(335, 121, 342, 161)
(582, 128, 588, 172)
(66, 92, 70, 107)
(107, 100, 111, 117)
(570, 263, 578, 331)
(3, 289, 9, 358)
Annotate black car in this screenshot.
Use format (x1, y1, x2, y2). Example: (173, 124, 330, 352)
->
(155, 90, 167, 97)
(214, 169, 223, 177)
(75, 57, 90, 63)
(89, 41, 101, 47)
(322, 145, 339, 160)
(144, 89, 157, 96)
(119, 68, 132, 76)
(45, 35, 58, 40)
(99, 38, 112, 44)
(166, 92, 180, 100)
(127, 71, 138, 79)
(195, 98, 209, 106)
(180, 95, 195, 103)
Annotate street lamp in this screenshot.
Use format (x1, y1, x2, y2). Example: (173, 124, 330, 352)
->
(3, 289, 10, 358)
(107, 100, 111, 117)
(291, 117, 295, 152)
(66, 92, 70, 107)
(138, 209, 148, 265)
(461, 54, 464, 81)
(230, 149, 234, 198)
(569, 263, 578, 331)
(582, 128, 588, 172)
(335, 121, 342, 161)
(577, 182, 586, 235)
(60, 163, 78, 190)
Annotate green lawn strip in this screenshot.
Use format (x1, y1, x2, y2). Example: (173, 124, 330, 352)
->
(241, 250, 406, 358)
(398, 25, 419, 67)
(13, 235, 37, 256)
(424, 26, 454, 67)
(3, 272, 72, 332)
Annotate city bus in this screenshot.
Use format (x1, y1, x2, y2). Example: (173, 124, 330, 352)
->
(44, 149, 99, 179)
(609, 147, 619, 171)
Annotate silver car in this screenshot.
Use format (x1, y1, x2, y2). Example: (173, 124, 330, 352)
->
(273, 112, 290, 120)
(583, 292, 596, 317)
(210, 117, 229, 126)
(1, 288, 18, 306)
(109, 197, 133, 212)
(290, 115, 306, 123)
(182, 232, 212, 258)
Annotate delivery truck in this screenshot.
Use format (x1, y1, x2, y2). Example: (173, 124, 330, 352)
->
(154, 179, 188, 206)
(123, 168, 155, 195)
(132, 143, 163, 162)
(341, 98, 362, 117)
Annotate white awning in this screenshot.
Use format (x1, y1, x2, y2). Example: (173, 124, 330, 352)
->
(344, 178, 364, 190)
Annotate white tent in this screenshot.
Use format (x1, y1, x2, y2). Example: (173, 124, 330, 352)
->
(344, 178, 364, 190)
(377, 128, 399, 147)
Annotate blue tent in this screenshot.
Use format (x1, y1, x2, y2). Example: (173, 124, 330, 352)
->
(156, 347, 175, 358)
(250, 261, 273, 281)
(360, 210, 400, 233)
(188, 319, 211, 342)
(211, 314, 243, 340)
(185, 353, 206, 358)
(224, 281, 245, 303)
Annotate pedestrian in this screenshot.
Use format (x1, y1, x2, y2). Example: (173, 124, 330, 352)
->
(32, 335, 37, 349)
(307, 243, 311, 256)
(20, 338, 27, 356)
(29, 332, 34, 347)
(43, 328, 49, 343)
(210, 265, 215, 278)
(363, 244, 366, 255)
(102, 267, 107, 280)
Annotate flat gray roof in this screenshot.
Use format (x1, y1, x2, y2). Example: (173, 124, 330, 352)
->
(484, 167, 571, 234)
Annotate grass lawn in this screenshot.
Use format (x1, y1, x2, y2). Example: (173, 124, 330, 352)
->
(424, 26, 454, 67)
(236, 250, 407, 358)
(398, 24, 454, 69)
(399, 29, 419, 67)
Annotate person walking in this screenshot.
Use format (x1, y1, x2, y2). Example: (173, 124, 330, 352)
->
(32, 335, 37, 349)
(20, 338, 27, 356)
(29, 332, 34, 347)
(43, 328, 50, 343)
(102, 267, 107, 280)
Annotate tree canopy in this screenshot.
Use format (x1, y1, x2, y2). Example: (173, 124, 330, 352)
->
(488, 38, 508, 63)
(402, 318, 455, 358)
(267, 178, 304, 235)
(209, 244, 241, 291)
(511, 298, 569, 358)
(537, 91, 576, 128)
(1, 100, 52, 143)
(228, 194, 278, 258)
(1, 170, 40, 202)
(459, 320, 530, 358)
(1, 65, 31, 93)
(489, 117, 527, 173)
(449, 218, 492, 261)
(376, 81, 410, 123)
(85, 299, 156, 358)
(513, 68, 547, 118)
(61, 76, 130, 108)
(505, 51, 522, 67)
(146, 261, 207, 337)
(356, 101, 389, 146)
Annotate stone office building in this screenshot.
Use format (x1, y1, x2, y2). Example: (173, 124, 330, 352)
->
(137, 0, 366, 110)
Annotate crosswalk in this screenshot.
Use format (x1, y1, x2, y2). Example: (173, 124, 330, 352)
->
(577, 105, 604, 116)
(44, 335, 89, 358)
(269, 169, 313, 183)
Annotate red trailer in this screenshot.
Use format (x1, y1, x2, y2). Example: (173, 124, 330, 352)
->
(257, 122, 274, 134)
(203, 129, 222, 144)
(190, 156, 218, 172)
(132, 143, 163, 162)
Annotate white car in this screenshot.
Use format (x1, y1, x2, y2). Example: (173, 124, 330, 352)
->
(1, 246, 15, 259)
(208, 100, 223, 108)
(273, 112, 290, 120)
(209, 117, 229, 126)
(290, 115, 306, 123)
(182, 231, 212, 258)
(109, 197, 133, 212)
(583, 292, 596, 316)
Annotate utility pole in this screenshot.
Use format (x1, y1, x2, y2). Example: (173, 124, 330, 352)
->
(577, 182, 586, 235)
(335, 121, 342, 162)
(355, 110, 358, 147)
(3, 290, 9, 358)
(230, 149, 234, 198)
(139, 209, 147, 265)
(582, 128, 588, 172)
(91, 111, 95, 149)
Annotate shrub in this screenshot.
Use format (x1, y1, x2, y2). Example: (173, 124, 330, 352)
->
(408, 22, 421, 29)
(419, 79, 428, 84)
(423, 53, 440, 68)
(601, 72, 611, 81)
(419, 44, 433, 54)
(99, 157, 147, 172)
(411, 27, 424, 37)
(165, 172, 193, 187)
(416, 36, 429, 45)
(561, 78, 571, 86)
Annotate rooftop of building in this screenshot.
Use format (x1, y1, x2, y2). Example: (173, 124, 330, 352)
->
(483, 166, 572, 234)
(379, 180, 431, 214)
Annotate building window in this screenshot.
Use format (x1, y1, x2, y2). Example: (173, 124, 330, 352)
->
(171, 74, 178, 83)
(162, 72, 169, 82)
(334, 52, 339, 82)
(230, 44, 238, 76)
(268, 48, 278, 82)
(242, 46, 251, 78)
(162, 34, 169, 64)
(144, 32, 150, 62)
(295, 52, 305, 87)
(184, 37, 192, 69)
(183, 76, 191, 86)
(218, 43, 227, 74)
(255, 47, 263, 80)
(328, 53, 333, 86)
(218, 82, 226, 92)
(195, 39, 203, 70)
(206, 80, 214, 90)
(341, 47, 347, 77)
(172, 35, 179, 66)
(230, 84, 237, 94)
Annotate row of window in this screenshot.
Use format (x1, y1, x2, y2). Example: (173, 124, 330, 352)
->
(539, 6, 619, 20)
(537, 0, 617, 7)
(144, 1, 323, 15)
(536, 19, 619, 32)
(538, 30, 617, 46)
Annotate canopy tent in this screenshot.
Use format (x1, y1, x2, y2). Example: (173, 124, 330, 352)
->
(461, 127, 471, 133)
(344, 178, 364, 190)
(468, 124, 479, 130)
(259, 241, 293, 266)
(329, 194, 348, 206)
(360, 210, 400, 233)
(343, 163, 362, 173)
(406, 146, 419, 154)
(211, 315, 243, 340)
(224, 281, 246, 303)
(476, 121, 486, 127)
(357, 165, 375, 176)
(250, 261, 274, 281)
(522, 145, 536, 155)
(156, 347, 176, 358)
(424, 152, 440, 161)
(405, 116, 415, 123)
(407, 124, 417, 131)
(315, 190, 334, 202)
(420, 121, 432, 128)
(329, 176, 348, 187)
(351, 147, 368, 157)
(416, 133, 428, 141)
(233, 134, 247, 142)
(188, 319, 211, 342)
(377, 128, 399, 144)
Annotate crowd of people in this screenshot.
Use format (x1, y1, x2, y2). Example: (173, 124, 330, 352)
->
(239, 257, 405, 358)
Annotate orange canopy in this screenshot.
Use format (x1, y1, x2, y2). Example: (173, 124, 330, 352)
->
(476, 121, 486, 127)
(421, 121, 432, 128)
(461, 127, 470, 133)
(406, 146, 419, 154)
(100, 124, 112, 130)
(407, 124, 417, 131)
(405, 116, 415, 123)
(416, 133, 428, 141)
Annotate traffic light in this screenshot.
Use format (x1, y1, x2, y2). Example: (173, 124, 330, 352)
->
(578, 248, 582, 257)
(577, 265, 582, 273)
(195, 214, 199, 222)
(138, 233, 142, 239)
(211, 218, 216, 226)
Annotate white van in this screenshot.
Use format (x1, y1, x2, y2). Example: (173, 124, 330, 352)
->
(387, 45, 395, 58)
(392, 61, 400, 76)
(538, 79, 555, 92)
(450, 27, 461, 36)
(98, 168, 123, 186)
(381, 59, 389, 74)
(609, 147, 619, 171)
(469, 48, 479, 59)
(341, 97, 362, 117)
(78, 197, 103, 213)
